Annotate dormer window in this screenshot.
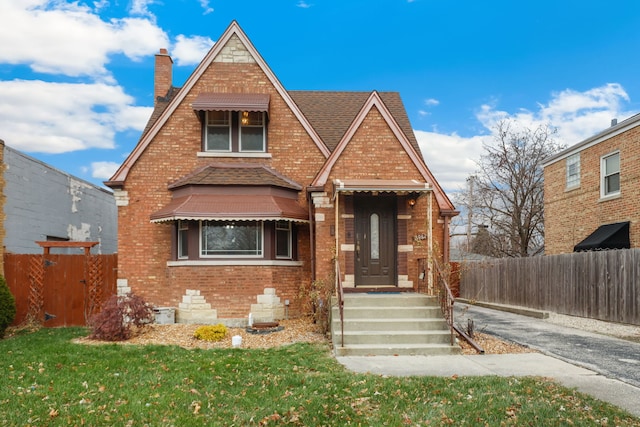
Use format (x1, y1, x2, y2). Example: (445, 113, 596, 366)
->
(206, 111, 231, 151)
(193, 93, 270, 155)
(240, 111, 265, 151)
(204, 110, 266, 152)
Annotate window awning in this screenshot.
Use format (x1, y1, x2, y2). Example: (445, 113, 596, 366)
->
(333, 179, 431, 195)
(573, 221, 630, 252)
(191, 93, 270, 112)
(150, 194, 308, 223)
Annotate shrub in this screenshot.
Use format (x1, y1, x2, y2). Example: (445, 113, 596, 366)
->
(0, 276, 16, 338)
(89, 293, 154, 341)
(193, 324, 228, 342)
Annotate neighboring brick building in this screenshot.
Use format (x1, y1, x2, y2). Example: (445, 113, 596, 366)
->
(543, 114, 640, 255)
(106, 21, 457, 323)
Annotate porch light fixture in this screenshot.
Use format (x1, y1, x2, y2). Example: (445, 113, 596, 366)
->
(408, 198, 416, 208)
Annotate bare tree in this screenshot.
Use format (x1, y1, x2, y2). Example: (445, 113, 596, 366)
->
(465, 120, 563, 257)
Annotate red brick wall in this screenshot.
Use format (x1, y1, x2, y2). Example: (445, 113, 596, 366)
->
(118, 61, 324, 315)
(545, 125, 640, 254)
(312, 106, 447, 288)
(119, 59, 449, 316)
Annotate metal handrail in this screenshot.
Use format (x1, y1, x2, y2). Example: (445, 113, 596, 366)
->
(336, 260, 345, 348)
(431, 257, 456, 346)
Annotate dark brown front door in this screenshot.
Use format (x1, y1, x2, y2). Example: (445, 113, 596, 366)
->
(354, 195, 396, 287)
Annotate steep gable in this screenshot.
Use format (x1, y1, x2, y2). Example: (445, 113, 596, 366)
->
(289, 91, 420, 154)
(107, 21, 329, 187)
(311, 91, 455, 212)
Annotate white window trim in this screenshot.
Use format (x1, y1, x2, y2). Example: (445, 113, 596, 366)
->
(239, 111, 266, 152)
(177, 220, 188, 259)
(275, 220, 292, 259)
(600, 151, 621, 199)
(199, 221, 264, 258)
(167, 260, 303, 267)
(565, 153, 580, 190)
(205, 111, 232, 152)
(197, 152, 272, 158)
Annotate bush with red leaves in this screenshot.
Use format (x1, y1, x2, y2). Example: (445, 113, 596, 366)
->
(89, 293, 155, 341)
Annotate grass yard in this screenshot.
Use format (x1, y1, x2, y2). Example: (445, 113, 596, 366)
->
(1, 328, 638, 426)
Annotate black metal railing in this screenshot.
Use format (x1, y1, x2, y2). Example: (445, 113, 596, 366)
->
(429, 257, 456, 346)
(335, 261, 345, 348)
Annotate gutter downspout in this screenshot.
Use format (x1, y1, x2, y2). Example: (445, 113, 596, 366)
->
(334, 189, 340, 291)
(307, 189, 316, 283)
(427, 191, 433, 293)
(443, 215, 450, 265)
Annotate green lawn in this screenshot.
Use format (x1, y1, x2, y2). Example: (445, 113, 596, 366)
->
(1, 328, 638, 426)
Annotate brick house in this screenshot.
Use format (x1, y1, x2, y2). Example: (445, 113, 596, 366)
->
(543, 115, 640, 255)
(106, 21, 457, 324)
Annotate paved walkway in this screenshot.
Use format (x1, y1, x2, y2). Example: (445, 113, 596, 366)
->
(336, 303, 640, 418)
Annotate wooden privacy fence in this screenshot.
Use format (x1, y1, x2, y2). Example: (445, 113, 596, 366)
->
(459, 249, 640, 325)
(5, 253, 117, 327)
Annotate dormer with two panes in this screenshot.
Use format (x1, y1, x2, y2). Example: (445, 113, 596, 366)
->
(192, 92, 270, 157)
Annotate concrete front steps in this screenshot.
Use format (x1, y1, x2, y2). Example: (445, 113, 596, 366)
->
(331, 293, 461, 356)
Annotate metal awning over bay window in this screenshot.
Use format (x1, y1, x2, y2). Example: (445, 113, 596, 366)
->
(191, 93, 270, 113)
(150, 193, 308, 223)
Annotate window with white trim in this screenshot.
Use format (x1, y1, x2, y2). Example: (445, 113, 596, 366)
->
(275, 220, 292, 259)
(205, 111, 231, 151)
(204, 111, 266, 153)
(566, 153, 580, 189)
(174, 220, 297, 261)
(601, 152, 620, 197)
(201, 221, 263, 257)
(177, 220, 189, 259)
(240, 111, 265, 151)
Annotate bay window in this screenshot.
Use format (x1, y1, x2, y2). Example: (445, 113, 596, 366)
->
(174, 220, 296, 261)
(275, 220, 292, 259)
(201, 221, 263, 257)
(177, 220, 189, 259)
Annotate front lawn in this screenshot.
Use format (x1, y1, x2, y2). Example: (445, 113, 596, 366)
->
(1, 328, 638, 426)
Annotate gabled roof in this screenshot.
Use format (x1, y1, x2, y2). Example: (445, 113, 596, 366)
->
(168, 163, 302, 191)
(311, 91, 455, 212)
(289, 91, 420, 154)
(543, 112, 640, 167)
(106, 20, 329, 187)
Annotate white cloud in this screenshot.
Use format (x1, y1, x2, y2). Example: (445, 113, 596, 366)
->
(477, 83, 633, 146)
(130, 0, 157, 17)
(0, 1, 168, 77)
(297, 1, 312, 8)
(424, 98, 439, 106)
(416, 130, 484, 192)
(416, 83, 636, 193)
(91, 161, 121, 179)
(172, 35, 215, 66)
(0, 79, 152, 153)
(198, 0, 214, 14)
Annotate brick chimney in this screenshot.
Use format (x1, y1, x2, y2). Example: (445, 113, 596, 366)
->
(154, 48, 173, 106)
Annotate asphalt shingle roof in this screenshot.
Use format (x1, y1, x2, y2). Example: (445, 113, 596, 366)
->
(141, 89, 420, 156)
(288, 91, 420, 154)
(168, 163, 302, 190)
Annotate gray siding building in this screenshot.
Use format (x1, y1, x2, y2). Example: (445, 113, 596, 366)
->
(1, 140, 117, 256)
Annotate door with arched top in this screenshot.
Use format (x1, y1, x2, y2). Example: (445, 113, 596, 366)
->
(354, 195, 396, 287)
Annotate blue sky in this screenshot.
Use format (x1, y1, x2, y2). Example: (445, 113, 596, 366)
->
(1, 0, 639, 199)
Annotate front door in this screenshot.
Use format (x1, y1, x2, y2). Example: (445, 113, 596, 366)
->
(354, 195, 397, 287)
